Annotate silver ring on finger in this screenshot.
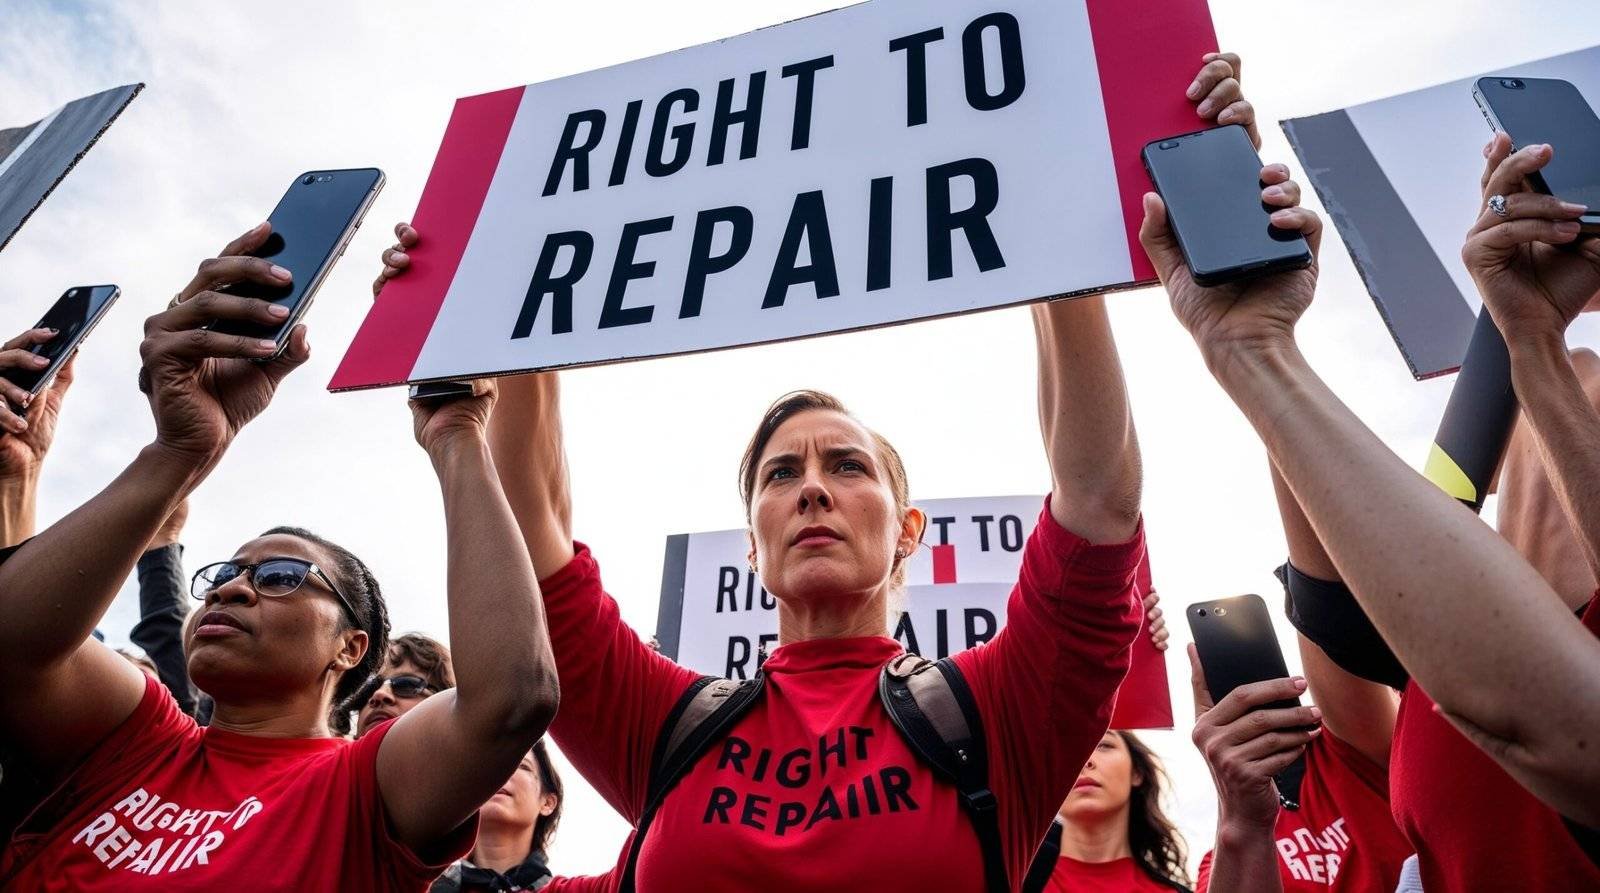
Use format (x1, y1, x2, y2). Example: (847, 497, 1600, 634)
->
(1488, 194, 1509, 218)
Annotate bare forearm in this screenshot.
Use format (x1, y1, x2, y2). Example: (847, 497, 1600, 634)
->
(487, 374, 575, 579)
(1507, 334, 1600, 582)
(0, 471, 38, 547)
(1269, 463, 1337, 579)
(1032, 297, 1141, 543)
(1213, 343, 1600, 800)
(1208, 821, 1286, 893)
(433, 439, 558, 733)
(0, 446, 197, 665)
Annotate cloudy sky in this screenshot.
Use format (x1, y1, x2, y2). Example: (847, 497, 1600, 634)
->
(3, 0, 1598, 877)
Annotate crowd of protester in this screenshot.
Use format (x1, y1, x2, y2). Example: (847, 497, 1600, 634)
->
(0, 47, 1596, 892)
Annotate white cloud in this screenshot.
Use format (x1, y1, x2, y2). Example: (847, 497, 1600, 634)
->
(2, 0, 1597, 877)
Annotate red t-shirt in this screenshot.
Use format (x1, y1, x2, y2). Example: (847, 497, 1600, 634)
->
(1, 675, 472, 891)
(1389, 592, 1600, 891)
(540, 499, 1144, 891)
(1043, 855, 1173, 891)
(1195, 731, 1411, 892)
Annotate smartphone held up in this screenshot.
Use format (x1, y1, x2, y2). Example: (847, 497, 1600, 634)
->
(1, 285, 121, 416)
(211, 168, 385, 357)
(1143, 124, 1314, 286)
(1473, 76, 1600, 234)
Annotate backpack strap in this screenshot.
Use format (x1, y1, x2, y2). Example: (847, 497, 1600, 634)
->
(618, 674, 765, 893)
(1020, 818, 1064, 893)
(879, 653, 1008, 893)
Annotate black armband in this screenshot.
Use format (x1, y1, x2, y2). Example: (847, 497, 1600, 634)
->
(1277, 561, 1410, 691)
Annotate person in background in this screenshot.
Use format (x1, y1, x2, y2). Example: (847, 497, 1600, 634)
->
(432, 741, 564, 893)
(1139, 125, 1600, 888)
(1189, 464, 1412, 893)
(1023, 730, 1191, 893)
(130, 498, 208, 720)
(0, 327, 73, 844)
(355, 633, 456, 739)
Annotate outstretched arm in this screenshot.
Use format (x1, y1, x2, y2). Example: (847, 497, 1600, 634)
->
(1142, 155, 1600, 825)
(0, 224, 310, 777)
(1269, 465, 1397, 768)
(0, 332, 75, 546)
(377, 381, 559, 850)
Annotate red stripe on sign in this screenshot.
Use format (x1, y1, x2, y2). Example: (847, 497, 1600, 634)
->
(329, 86, 526, 391)
(932, 544, 957, 584)
(1084, 0, 1219, 282)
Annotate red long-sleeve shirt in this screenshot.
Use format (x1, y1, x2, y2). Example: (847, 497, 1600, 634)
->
(540, 499, 1143, 890)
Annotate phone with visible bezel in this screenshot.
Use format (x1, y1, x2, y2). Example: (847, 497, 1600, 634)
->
(1473, 77, 1600, 234)
(1, 284, 120, 413)
(212, 168, 385, 355)
(1142, 124, 1313, 286)
(1187, 593, 1300, 711)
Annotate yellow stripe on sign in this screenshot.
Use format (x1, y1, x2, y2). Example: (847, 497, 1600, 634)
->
(1424, 443, 1478, 503)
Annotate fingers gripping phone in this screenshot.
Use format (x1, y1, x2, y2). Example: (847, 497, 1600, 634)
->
(1187, 594, 1301, 712)
(1, 285, 120, 413)
(1142, 124, 1314, 286)
(1473, 77, 1600, 234)
(212, 169, 385, 355)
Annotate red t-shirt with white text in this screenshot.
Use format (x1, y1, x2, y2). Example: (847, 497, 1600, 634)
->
(0, 675, 472, 891)
(1196, 730, 1411, 892)
(1388, 592, 1600, 890)
(539, 498, 1144, 891)
(1044, 855, 1174, 891)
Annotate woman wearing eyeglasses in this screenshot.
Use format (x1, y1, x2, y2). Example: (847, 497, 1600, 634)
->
(355, 634, 456, 739)
(0, 224, 559, 892)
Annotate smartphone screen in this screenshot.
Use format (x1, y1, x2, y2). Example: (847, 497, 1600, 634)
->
(2, 285, 120, 395)
(1186, 594, 1300, 711)
(212, 168, 384, 345)
(1475, 77, 1600, 221)
(1142, 124, 1313, 285)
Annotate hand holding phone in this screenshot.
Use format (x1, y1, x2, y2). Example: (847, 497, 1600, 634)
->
(1473, 77, 1600, 233)
(212, 168, 385, 356)
(0, 285, 120, 418)
(1143, 124, 1313, 285)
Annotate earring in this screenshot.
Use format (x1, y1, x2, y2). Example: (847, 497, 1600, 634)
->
(894, 549, 907, 561)
(748, 561, 758, 574)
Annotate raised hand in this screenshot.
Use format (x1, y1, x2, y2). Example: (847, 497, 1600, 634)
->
(411, 379, 498, 458)
(140, 223, 309, 466)
(373, 222, 420, 299)
(0, 330, 74, 474)
(1188, 52, 1259, 148)
(1464, 134, 1600, 343)
(1189, 644, 1322, 832)
(1140, 164, 1324, 368)
(1144, 588, 1169, 651)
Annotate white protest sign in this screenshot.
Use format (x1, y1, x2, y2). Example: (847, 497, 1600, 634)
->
(657, 495, 1044, 678)
(331, 0, 1217, 389)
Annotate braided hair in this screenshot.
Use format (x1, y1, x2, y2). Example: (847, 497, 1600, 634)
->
(260, 526, 391, 712)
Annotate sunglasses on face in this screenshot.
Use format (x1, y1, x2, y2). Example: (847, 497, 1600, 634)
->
(370, 673, 436, 700)
(190, 557, 359, 626)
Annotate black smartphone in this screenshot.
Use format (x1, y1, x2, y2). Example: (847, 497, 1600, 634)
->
(1473, 77, 1600, 233)
(408, 381, 476, 401)
(1187, 594, 1300, 711)
(1142, 124, 1314, 286)
(1, 285, 120, 411)
(212, 168, 385, 354)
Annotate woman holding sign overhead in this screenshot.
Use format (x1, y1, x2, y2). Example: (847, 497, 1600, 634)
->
(379, 55, 1259, 892)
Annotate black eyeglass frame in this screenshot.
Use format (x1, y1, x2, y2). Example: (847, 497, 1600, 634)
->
(191, 557, 360, 627)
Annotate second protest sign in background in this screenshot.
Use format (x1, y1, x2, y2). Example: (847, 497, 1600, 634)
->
(332, 0, 1216, 389)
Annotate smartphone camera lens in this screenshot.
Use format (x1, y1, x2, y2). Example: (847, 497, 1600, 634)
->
(1500, 78, 1524, 90)
(1215, 607, 1228, 617)
(1196, 609, 1207, 617)
(1159, 140, 1180, 150)
(302, 174, 316, 185)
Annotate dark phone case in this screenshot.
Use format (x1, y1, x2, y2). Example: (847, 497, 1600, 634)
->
(212, 168, 384, 348)
(1142, 125, 1314, 285)
(408, 381, 476, 401)
(1474, 77, 1600, 232)
(1, 285, 120, 411)
(1187, 594, 1301, 711)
